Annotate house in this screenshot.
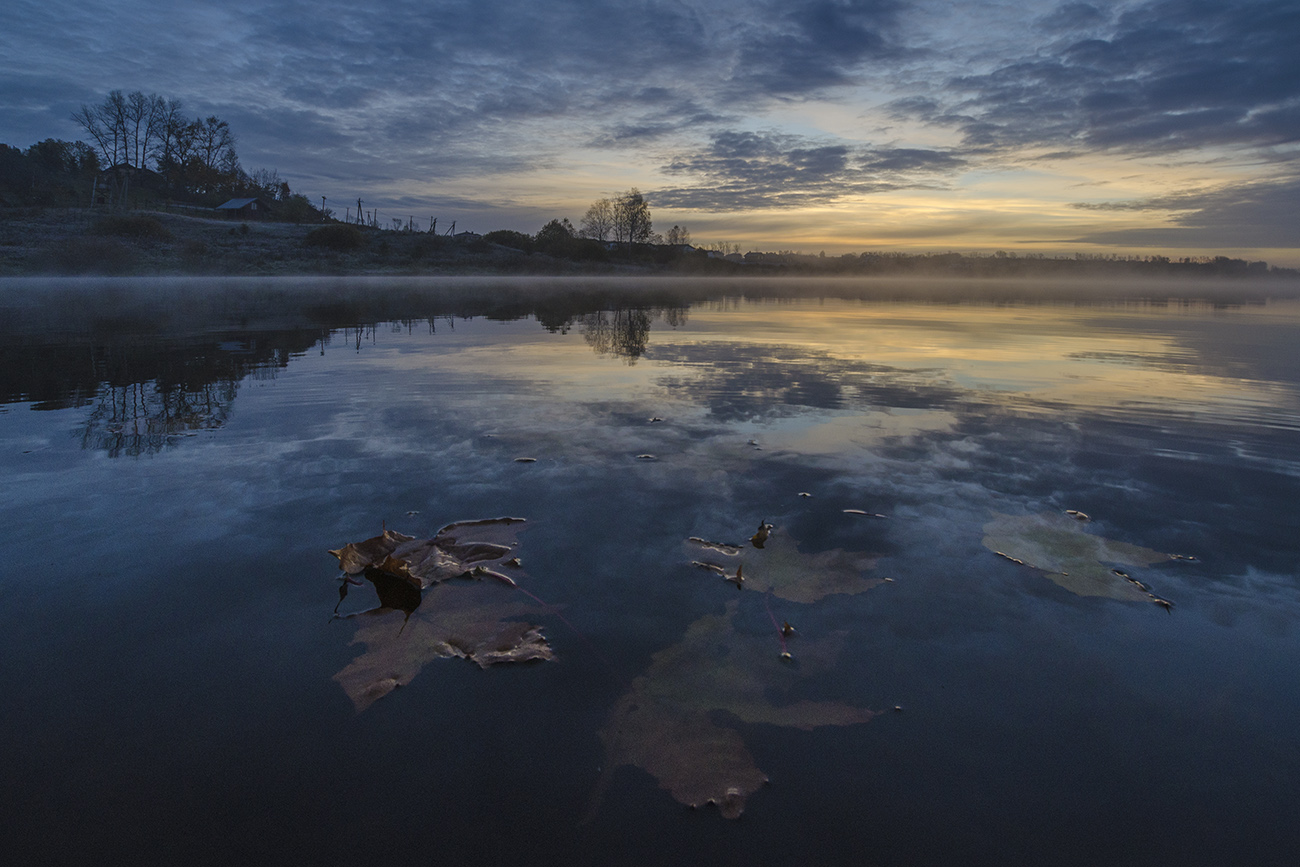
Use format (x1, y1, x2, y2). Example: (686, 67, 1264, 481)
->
(215, 197, 271, 219)
(94, 164, 162, 206)
(452, 230, 483, 242)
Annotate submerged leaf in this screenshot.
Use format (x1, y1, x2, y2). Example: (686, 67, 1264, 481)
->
(334, 580, 552, 712)
(982, 512, 1172, 601)
(329, 518, 549, 712)
(687, 528, 881, 603)
(595, 601, 876, 818)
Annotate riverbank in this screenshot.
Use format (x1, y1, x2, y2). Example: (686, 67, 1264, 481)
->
(5, 207, 1299, 282)
(0, 207, 702, 277)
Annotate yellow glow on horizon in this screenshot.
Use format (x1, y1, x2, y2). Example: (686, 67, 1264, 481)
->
(374, 141, 1298, 265)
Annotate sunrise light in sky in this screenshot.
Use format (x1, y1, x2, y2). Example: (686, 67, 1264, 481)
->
(3, 1, 1297, 263)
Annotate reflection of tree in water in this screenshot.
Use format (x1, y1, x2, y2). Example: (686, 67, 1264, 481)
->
(0, 331, 321, 457)
(78, 340, 306, 457)
(81, 375, 240, 457)
(578, 307, 688, 362)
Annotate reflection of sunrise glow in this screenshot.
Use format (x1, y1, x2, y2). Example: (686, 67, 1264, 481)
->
(367, 298, 1300, 462)
(654, 300, 1300, 427)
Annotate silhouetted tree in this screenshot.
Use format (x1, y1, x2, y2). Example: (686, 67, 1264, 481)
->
(612, 188, 652, 250)
(580, 198, 614, 241)
(535, 217, 575, 255)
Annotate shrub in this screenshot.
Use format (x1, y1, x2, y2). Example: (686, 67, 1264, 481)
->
(304, 224, 365, 251)
(483, 229, 534, 253)
(408, 234, 449, 261)
(89, 214, 171, 241)
(181, 240, 209, 271)
(39, 237, 136, 274)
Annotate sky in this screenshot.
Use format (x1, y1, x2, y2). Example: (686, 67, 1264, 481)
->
(2, 0, 1298, 262)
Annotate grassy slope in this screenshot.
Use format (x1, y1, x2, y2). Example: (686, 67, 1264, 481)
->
(0, 208, 677, 277)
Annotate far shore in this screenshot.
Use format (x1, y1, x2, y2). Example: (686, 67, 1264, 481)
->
(3, 207, 1299, 285)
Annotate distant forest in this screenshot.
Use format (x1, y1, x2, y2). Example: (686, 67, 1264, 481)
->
(2, 89, 1297, 279)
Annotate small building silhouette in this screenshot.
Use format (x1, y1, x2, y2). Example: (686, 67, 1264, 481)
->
(215, 197, 271, 219)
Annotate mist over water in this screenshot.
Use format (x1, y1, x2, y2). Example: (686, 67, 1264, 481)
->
(2, 276, 1299, 866)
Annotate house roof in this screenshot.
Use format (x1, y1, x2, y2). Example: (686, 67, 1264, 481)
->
(215, 198, 265, 210)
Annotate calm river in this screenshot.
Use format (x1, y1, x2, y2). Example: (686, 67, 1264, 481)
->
(2, 276, 1298, 866)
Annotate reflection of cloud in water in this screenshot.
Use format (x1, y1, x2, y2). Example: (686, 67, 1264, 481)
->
(648, 304, 1300, 460)
(647, 341, 963, 421)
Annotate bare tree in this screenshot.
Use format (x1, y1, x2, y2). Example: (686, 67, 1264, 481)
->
(191, 116, 237, 194)
(579, 198, 614, 241)
(150, 98, 187, 168)
(665, 224, 691, 246)
(194, 116, 235, 172)
(246, 167, 283, 198)
(124, 91, 163, 169)
(71, 90, 128, 167)
(613, 188, 652, 249)
(73, 90, 167, 169)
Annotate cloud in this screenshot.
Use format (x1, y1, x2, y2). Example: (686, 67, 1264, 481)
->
(648, 340, 962, 421)
(730, 0, 908, 94)
(1069, 175, 1300, 248)
(1033, 2, 1110, 33)
(887, 0, 1300, 158)
(654, 129, 964, 209)
(1, 2, 921, 182)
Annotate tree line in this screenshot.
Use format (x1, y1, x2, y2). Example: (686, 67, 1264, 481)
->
(577, 188, 689, 249)
(0, 89, 323, 220)
(480, 189, 693, 263)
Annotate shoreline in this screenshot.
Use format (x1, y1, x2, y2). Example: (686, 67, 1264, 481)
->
(5, 207, 1300, 282)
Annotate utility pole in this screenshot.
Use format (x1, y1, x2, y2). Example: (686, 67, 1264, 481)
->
(320, 196, 327, 222)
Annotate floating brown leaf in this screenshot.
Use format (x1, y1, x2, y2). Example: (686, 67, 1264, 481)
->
(595, 600, 876, 818)
(982, 511, 1173, 601)
(686, 528, 881, 603)
(329, 517, 527, 589)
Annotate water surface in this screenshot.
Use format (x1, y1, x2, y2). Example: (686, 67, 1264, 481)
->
(2, 277, 1298, 866)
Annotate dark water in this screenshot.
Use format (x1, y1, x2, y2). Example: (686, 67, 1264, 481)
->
(2, 277, 1299, 866)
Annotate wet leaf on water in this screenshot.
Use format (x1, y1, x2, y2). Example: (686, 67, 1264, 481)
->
(328, 517, 527, 590)
(329, 518, 550, 712)
(688, 537, 743, 555)
(334, 580, 552, 712)
(981, 512, 1172, 601)
(687, 528, 882, 604)
(594, 600, 876, 819)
